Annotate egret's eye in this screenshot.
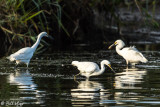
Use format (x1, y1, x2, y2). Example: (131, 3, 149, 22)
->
(114, 42, 117, 45)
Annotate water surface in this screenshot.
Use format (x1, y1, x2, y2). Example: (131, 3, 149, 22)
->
(0, 44, 160, 107)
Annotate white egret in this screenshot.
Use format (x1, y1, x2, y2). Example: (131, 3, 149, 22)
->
(7, 32, 49, 67)
(108, 39, 148, 66)
(72, 60, 115, 80)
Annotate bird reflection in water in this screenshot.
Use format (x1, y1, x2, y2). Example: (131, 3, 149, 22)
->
(114, 67, 147, 105)
(115, 67, 147, 89)
(71, 79, 112, 106)
(8, 69, 46, 105)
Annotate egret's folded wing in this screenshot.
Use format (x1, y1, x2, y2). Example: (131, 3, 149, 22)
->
(77, 62, 99, 73)
(125, 48, 147, 62)
(9, 47, 34, 60)
(129, 46, 139, 52)
(11, 52, 34, 60)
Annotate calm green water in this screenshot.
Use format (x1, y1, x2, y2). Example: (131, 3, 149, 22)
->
(0, 44, 160, 107)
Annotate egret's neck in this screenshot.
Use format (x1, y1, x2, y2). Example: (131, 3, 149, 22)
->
(116, 44, 124, 56)
(31, 36, 43, 51)
(93, 63, 105, 76)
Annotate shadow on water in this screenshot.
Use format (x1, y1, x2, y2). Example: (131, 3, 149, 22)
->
(1, 44, 160, 106)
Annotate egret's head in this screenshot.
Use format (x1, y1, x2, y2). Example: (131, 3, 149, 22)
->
(101, 60, 110, 65)
(38, 32, 54, 40)
(72, 61, 79, 66)
(38, 32, 48, 37)
(101, 60, 115, 73)
(115, 40, 125, 45)
(108, 39, 125, 49)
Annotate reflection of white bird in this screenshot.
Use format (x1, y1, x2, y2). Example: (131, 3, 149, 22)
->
(71, 80, 108, 106)
(115, 67, 147, 89)
(109, 40, 148, 66)
(8, 69, 46, 104)
(72, 60, 115, 80)
(7, 32, 49, 67)
(9, 70, 37, 90)
(71, 80, 104, 97)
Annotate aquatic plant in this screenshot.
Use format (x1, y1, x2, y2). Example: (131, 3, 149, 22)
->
(0, 0, 65, 46)
(134, 0, 160, 29)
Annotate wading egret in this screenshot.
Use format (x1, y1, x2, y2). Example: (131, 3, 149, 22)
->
(72, 60, 115, 80)
(7, 32, 49, 67)
(108, 40, 148, 66)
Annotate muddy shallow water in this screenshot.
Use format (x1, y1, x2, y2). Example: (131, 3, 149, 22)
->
(0, 44, 160, 107)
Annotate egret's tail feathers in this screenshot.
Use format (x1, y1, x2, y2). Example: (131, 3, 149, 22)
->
(141, 57, 148, 63)
(138, 52, 148, 63)
(71, 61, 79, 66)
(6, 56, 10, 59)
(6, 56, 15, 62)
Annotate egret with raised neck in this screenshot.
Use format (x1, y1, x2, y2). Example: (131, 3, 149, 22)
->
(108, 39, 148, 66)
(7, 32, 50, 68)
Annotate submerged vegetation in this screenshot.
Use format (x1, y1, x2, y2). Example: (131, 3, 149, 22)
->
(0, 0, 159, 48)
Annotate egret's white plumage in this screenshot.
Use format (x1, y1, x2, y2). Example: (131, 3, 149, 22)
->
(72, 60, 115, 79)
(109, 40, 148, 65)
(7, 32, 48, 67)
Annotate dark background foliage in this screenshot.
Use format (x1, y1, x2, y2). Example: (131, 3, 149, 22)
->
(0, 0, 159, 50)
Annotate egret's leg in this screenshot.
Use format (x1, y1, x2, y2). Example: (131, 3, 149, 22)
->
(25, 60, 30, 68)
(133, 63, 135, 66)
(126, 60, 129, 67)
(131, 63, 136, 67)
(14, 63, 18, 69)
(15, 60, 20, 69)
(74, 72, 81, 81)
(85, 78, 89, 81)
(126, 66, 129, 70)
(26, 62, 30, 68)
(126, 60, 128, 65)
(26, 69, 30, 75)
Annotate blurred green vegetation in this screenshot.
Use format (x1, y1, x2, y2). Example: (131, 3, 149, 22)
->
(0, 0, 159, 48)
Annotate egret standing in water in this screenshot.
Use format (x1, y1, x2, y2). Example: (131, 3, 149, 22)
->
(72, 60, 115, 80)
(7, 32, 50, 68)
(108, 40, 148, 66)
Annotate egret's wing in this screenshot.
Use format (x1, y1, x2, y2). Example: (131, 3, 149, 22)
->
(15, 47, 32, 54)
(122, 47, 147, 62)
(122, 46, 139, 53)
(128, 47, 143, 58)
(128, 46, 139, 51)
(135, 51, 147, 59)
(12, 52, 33, 60)
(84, 62, 99, 73)
(77, 62, 99, 73)
(133, 51, 145, 60)
(9, 47, 34, 60)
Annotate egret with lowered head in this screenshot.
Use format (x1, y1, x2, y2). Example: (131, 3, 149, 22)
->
(72, 60, 115, 80)
(7, 32, 50, 68)
(108, 39, 148, 66)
